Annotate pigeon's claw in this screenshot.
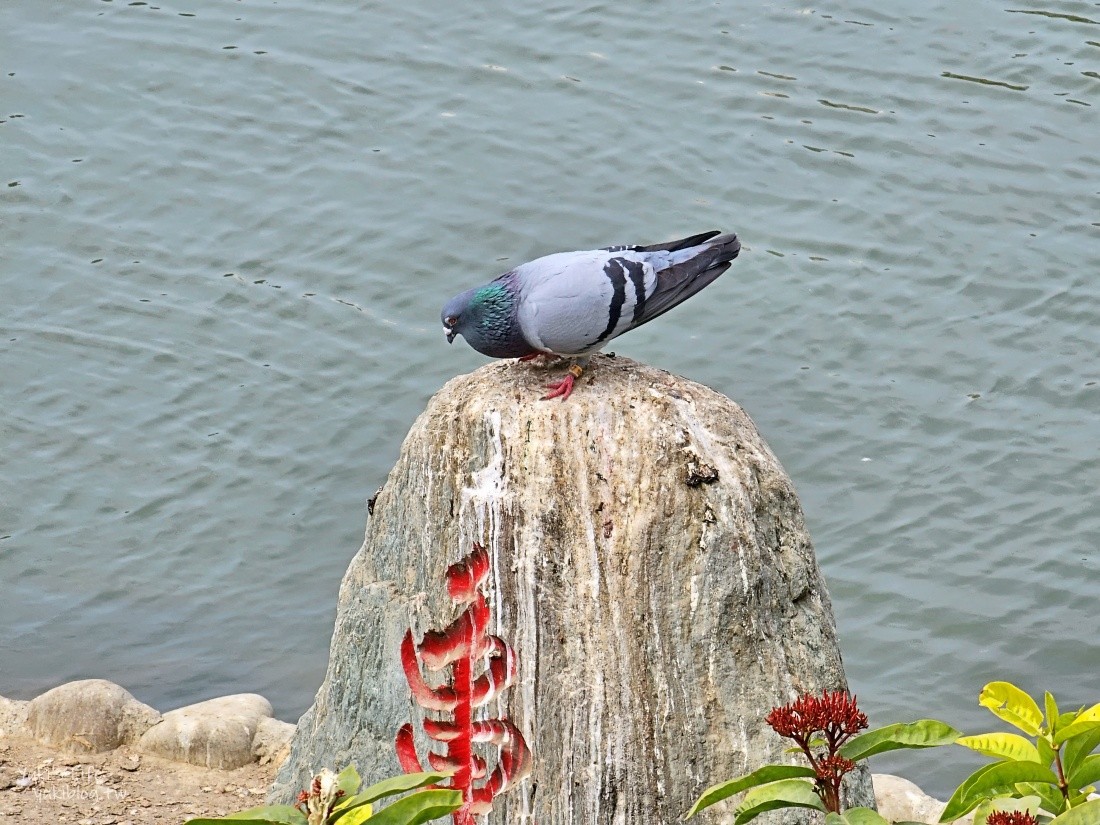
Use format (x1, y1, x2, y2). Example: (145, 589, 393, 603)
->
(542, 364, 584, 401)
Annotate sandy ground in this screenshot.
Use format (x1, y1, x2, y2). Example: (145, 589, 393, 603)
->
(0, 734, 280, 825)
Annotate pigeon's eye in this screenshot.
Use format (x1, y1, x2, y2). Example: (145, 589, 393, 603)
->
(444, 315, 458, 327)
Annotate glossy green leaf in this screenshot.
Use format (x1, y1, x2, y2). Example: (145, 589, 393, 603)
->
(1050, 799, 1100, 825)
(336, 764, 362, 798)
(1038, 735, 1056, 767)
(1065, 728, 1100, 783)
(1068, 789, 1095, 807)
(824, 807, 891, 825)
(939, 761, 1059, 822)
(1045, 692, 1060, 734)
(1054, 704, 1100, 745)
(366, 789, 463, 825)
(331, 792, 372, 817)
(183, 805, 308, 825)
(1015, 781, 1065, 815)
(1057, 720, 1100, 747)
(956, 732, 1041, 763)
(332, 803, 374, 825)
(357, 772, 454, 804)
(838, 720, 961, 762)
(687, 764, 816, 816)
(733, 779, 825, 825)
(1062, 724, 1100, 776)
(1067, 754, 1100, 791)
(979, 682, 1043, 736)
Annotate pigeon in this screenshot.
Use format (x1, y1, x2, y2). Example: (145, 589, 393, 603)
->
(441, 230, 741, 400)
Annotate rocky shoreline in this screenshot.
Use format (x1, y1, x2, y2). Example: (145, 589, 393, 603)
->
(1, 679, 293, 824)
(2, 679, 958, 824)
(1, 680, 294, 771)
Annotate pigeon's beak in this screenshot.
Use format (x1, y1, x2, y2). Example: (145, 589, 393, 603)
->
(445, 328, 456, 344)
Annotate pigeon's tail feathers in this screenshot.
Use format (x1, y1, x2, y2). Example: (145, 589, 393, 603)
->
(636, 230, 722, 254)
(634, 232, 740, 327)
(602, 230, 722, 255)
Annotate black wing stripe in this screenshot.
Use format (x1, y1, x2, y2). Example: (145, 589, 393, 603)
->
(623, 259, 648, 324)
(593, 257, 627, 345)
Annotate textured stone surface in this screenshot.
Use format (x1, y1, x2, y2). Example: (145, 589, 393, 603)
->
(273, 355, 872, 823)
(24, 679, 160, 752)
(138, 693, 272, 769)
(0, 695, 30, 737)
(873, 773, 951, 824)
(252, 717, 296, 767)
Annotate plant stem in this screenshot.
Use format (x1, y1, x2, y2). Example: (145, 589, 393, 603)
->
(1054, 743, 1069, 800)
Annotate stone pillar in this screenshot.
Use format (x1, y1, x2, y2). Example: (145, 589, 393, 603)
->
(272, 355, 871, 823)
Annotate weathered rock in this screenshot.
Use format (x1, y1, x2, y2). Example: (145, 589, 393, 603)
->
(138, 694, 272, 769)
(0, 695, 30, 737)
(252, 717, 295, 767)
(873, 774, 953, 824)
(24, 680, 160, 752)
(273, 356, 873, 823)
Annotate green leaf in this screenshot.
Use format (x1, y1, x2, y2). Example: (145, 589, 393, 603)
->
(979, 682, 1044, 736)
(1067, 754, 1100, 791)
(1057, 720, 1100, 747)
(687, 765, 817, 817)
(733, 779, 825, 825)
(956, 732, 1042, 763)
(336, 765, 362, 798)
(1062, 724, 1100, 775)
(331, 803, 374, 825)
(1038, 735, 1056, 767)
(365, 789, 463, 825)
(1068, 790, 1093, 805)
(1015, 781, 1065, 815)
(1050, 799, 1100, 825)
(838, 720, 962, 762)
(939, 761, 1060, 822)
(1046, 692, 1060, 735)
(1054, 704, 1100, 745)
(824, 807, 891, 825)
(331, 792, 372, 817)
(358, 771, 454, 804)
(183, 806, 308, 825)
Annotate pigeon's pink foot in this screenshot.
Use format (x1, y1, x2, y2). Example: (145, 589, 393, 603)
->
(517, 352, 543, 362)
(542, 364, 584, 401)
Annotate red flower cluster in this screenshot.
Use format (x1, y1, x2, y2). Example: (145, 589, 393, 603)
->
(814, 754, 856, 784)
(765, 690, 868, 814)
(985, 812, 1038, 825)
(766, 689, 868, 750)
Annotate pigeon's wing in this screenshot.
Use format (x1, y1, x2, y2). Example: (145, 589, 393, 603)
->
(514, 250, 658, 356)
(624, 232, 740, 327)
(514, 232, 740, 356)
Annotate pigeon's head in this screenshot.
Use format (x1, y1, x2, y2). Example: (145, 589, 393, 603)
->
(441, 282, 525, 358)
(441, 287, 478, 345)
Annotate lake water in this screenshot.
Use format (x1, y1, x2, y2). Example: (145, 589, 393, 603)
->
(2, 0, 1097, 800)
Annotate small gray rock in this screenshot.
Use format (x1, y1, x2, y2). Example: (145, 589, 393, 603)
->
(873, 773, 950, 824)
(138, 694, 272, 769)
(24, 680, 161, 753)
(251, 717, 295, 767)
